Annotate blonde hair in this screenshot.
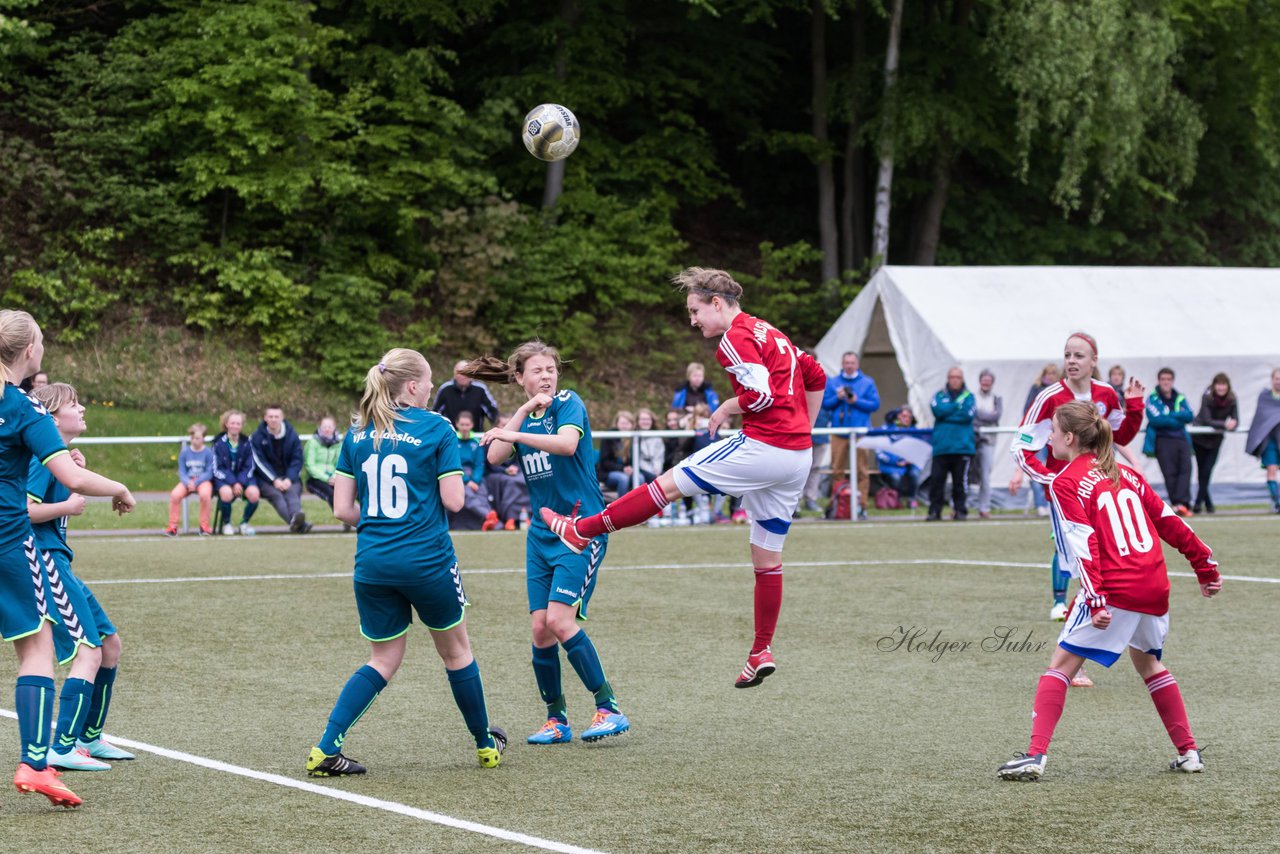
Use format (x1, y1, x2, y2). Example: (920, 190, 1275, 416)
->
(219, 409, 246, 435)
(0, 310, 40, 385)
(685, 362, 705, 381)
(188, 422, 207, 439)
(637, 407, 659, 429)
(673, 267, 743, 306)
(356, 348, 430, 449)
(460, 340, 562, 385)
(30, 382, 77, 415)
(1054, 400, 1119, 483)
(1039, 363, 1061, 384)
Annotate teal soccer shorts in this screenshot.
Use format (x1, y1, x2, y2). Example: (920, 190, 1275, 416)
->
(354, 562, 467, 641)
(42, 550, 114, 664)
(525, 523, 607, 619)
(0, 535, 48, 642)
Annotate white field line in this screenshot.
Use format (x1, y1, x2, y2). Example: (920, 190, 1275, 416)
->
(81, 559, 1280, 587)
(0, 710, 603, 854)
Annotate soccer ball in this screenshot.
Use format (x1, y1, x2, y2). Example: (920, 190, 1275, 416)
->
(521, 103, 580, 162)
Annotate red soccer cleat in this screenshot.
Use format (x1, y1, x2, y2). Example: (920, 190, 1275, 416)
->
(540, 507, 590, 555)
(14, 764, 82, 808)
(735, 647, 777, 689)
(481, 510, 500, 532)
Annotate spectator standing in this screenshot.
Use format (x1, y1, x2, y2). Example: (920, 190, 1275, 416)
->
(1023, 363, 1062, 516)
(971, 369, 1003, 519)
(165, 423, 215, 536)
(1191, 373, 1238, 514)
(801, 407, 831, 513)
(1244, 367, 1280, 513)
(434, 360, 500, 432)
(821, 352, 879, 520)
(927, 367, 976, 521)
(1144, 368, 1194, 516)
(1107, 365, 1126, 400)
(450, 411, 498, 531)
(672, 362, 721, 415)
(304, 416, 342, 509)
(250, 404, 312, 533)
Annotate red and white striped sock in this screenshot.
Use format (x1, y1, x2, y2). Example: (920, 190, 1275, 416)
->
(1145, 669, 1196, 753)
(578, 480, 670, 538)
(751, 565, 783, 654)
(1028, 668, 1071, 755)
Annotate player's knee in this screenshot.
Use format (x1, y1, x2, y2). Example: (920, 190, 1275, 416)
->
(101, 633, 122, 665)
(545, 611, 579, 642)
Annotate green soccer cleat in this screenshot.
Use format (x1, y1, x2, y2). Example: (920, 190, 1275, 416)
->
(307, 746, 366, 777)
(477, 727, 507, 768)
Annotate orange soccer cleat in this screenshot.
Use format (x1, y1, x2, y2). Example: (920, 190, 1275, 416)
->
(14, 764, 82, 808)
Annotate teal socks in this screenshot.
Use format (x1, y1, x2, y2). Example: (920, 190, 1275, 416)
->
(446, 660, 494, 750)
(15, 675, 54, 769)
(318, 665, 386, 755)
(53, 677, 93, 752)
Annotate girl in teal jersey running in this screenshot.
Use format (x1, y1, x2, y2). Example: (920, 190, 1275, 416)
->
(0, 310, 135, 808)
(464, 342, 630, 746)
(306, 348, 506, 777)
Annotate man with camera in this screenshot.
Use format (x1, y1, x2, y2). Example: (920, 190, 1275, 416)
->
(822, 352, 880, 519)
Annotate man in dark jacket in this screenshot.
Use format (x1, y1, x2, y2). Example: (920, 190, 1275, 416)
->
(927, 367, 976, 522)
(251, 405, 311, 533)
(434, 361, 501, 432)
(1145, 367, 1194, 516)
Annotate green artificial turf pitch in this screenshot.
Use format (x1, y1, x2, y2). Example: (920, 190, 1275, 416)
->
(0, 517, 1276, 853)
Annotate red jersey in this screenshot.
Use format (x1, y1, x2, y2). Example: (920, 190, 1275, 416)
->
(716, 312, 828, 451)
(1011, 379, 1143, 485)
(1050, 454, 1219, 616)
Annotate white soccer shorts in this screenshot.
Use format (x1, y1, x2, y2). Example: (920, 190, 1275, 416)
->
(672, 433, 811, 550)
(1056, 591, 1169, 667)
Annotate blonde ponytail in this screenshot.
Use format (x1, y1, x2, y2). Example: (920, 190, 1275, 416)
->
(0, 310, 40, 385)
(356, 348, 430, 450)
(1054, 400, 1120, 483)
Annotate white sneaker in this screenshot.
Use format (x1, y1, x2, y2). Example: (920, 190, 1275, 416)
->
(49, 746, 111, 771)
(239, 523, 256, 536)
(1170, 749, 1204, 773)
(997, 752, 1046, 781)
(1049, 602, 1068, 621)
(1036, 506, 1050, 517)
(221, 523, 236, 536)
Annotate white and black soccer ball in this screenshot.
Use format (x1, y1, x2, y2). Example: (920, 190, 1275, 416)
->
(521, 103, 580, 162)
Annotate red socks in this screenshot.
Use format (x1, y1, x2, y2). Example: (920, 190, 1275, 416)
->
(1027, 668, 1071, 755)
(1145, 669, 1196, 753)
(752, 565, 783, 654)
(578, 481, 669, 538)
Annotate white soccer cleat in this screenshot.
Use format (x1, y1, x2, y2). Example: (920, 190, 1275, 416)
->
(1170, 749, 1204, 773)
(1049, 602, 1068, 621)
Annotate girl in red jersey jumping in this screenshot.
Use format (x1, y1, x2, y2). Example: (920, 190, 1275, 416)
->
(997, 401, 1222, 781)
(1009, 332, 1145, 689)
(542, 268, 828, 688)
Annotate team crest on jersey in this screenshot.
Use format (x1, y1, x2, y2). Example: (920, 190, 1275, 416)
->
(1095, 401, 1107, 414)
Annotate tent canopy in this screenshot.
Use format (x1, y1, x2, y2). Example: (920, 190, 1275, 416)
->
(814, 266, 1280, 491)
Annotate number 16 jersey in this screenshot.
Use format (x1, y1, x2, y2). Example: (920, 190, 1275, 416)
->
(336, 408, 462, 584)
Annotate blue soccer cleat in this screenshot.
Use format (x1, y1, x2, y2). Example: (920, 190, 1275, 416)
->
(527, 719, 573, 745)
(78, 738, 135, 761)
(581, 709, 629, 742)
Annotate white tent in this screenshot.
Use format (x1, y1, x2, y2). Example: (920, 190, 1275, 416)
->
(814, 266, 1280, 501)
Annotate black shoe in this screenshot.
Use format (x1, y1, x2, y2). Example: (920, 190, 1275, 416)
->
(925, 512, 942, 522)
(954, 512, 968, 521)
(1192, 504, 1204, 515)
(290, 511, 308, 533)
(307, 747, 366, 777)
(1204, 499, 1215, 514)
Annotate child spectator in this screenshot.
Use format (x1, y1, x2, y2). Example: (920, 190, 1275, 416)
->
(212, 409, 260, 535)
(166, 423, 215, 536)
(450, 411, 498, 531)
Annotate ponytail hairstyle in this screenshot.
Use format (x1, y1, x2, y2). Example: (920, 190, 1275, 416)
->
(459, 340, 563, 386)
(0, 309, 40, 385)
(356, 348, 430, 450)
(30, 382, 77, 416)
(673, 267, 744, 307)
(1053, 400, 1119, 483)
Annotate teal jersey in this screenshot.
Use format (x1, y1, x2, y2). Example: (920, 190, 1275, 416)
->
(336, 408, 462, 584)
(513, 390, 605, 526)
(0, 385, 67, 550)
(27, 458, 72, 560)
